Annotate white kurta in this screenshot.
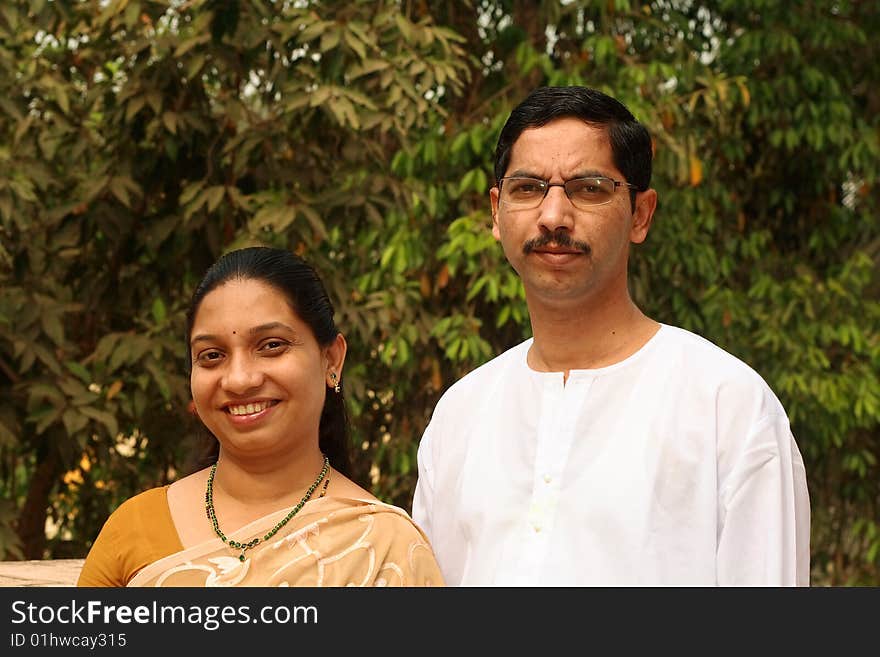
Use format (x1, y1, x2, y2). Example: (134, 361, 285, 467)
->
(412, 324, 810, 586)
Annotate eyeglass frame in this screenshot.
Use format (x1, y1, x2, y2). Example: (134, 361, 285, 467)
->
(495, 175, 641, 210)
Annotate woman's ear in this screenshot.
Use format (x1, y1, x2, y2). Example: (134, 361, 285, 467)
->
(324, 333, 347, 386)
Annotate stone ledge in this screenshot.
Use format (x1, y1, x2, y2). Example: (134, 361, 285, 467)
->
(0, 559, 85, 587)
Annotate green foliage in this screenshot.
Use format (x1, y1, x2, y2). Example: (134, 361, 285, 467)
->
(1, 0, 877, 585)
(0, 0, 470, 556)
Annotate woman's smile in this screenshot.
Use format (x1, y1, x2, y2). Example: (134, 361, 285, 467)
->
(224, 399, 280, 422)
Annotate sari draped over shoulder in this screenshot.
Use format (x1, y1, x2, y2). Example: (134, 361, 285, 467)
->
(128, 497, 444, 587)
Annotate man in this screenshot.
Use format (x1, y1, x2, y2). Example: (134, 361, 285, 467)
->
(412, 86, 810, 586)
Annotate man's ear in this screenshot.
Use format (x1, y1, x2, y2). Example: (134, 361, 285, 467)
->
(630, 188, 658, 244)
(490, 186, 501, 242)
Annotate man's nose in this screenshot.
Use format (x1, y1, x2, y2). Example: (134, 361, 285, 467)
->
(537, 184, 576, 233)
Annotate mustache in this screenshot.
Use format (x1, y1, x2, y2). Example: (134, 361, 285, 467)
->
(522, 230, 591, 255)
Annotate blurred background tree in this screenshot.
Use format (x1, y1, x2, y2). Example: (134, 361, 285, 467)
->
(1, 0, 877, 585)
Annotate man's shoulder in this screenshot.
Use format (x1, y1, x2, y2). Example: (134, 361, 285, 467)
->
(660, 325, 758, 370)
(436, 338, 530, 403)
(419, 338, 532, 446)
(658, 324, 779, 398)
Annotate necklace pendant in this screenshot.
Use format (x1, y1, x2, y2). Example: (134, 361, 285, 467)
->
(206, 455, 330, 563)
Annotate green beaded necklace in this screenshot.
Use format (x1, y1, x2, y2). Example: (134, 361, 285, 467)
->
(205, 455, 330, 562)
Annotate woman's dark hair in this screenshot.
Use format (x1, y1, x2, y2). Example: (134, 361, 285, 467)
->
(494, 86, 653, 209)
(185, 246, 352, 477)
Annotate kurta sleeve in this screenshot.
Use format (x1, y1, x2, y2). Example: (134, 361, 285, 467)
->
(716, 413, 811, 586)
(411, 418, 436, 543)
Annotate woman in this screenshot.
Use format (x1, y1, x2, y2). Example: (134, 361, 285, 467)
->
(78, 246, 443, 587)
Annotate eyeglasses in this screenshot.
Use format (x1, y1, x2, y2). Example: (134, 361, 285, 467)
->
(497, 176, 639, 210)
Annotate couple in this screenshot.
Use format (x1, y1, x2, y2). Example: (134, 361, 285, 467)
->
(78, 86, 810, 588)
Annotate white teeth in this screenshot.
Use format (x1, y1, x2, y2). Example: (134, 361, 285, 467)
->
(228, 401, 270, 416)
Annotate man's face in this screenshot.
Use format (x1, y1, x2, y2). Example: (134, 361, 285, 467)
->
(489, 117, 655, 308)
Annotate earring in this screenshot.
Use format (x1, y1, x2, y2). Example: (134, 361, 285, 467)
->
(329, 372, 340, 394)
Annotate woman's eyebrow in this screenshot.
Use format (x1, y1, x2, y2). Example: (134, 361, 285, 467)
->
(249, 322, 296, 335)
(190, 333, 218, 346)
(190, 322, 297, 346)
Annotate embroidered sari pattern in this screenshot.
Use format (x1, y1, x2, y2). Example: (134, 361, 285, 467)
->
(128, 498, 442, 587)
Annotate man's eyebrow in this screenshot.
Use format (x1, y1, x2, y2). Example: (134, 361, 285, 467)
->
(573, 169, 609, 179)
(506, 169, 610, 179)
(507, 168, 543, 178)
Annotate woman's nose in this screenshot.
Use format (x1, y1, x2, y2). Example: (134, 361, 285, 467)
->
(221, 353, 264, 393)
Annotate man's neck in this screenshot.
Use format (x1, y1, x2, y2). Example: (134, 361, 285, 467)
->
(525, 293, 659, 374)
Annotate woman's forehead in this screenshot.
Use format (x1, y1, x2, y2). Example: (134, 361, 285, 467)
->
(194, 279, 299, 326)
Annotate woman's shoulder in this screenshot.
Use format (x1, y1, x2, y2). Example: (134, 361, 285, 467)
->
(77, 485, 174, 587)
(101, 484, 180, 553)
(323, 475, 421, 529)
(341, 499, 444, 585)
(327, 471, 379, 501)
(107, 485, 170, 523)
(331, 497, 431, 542)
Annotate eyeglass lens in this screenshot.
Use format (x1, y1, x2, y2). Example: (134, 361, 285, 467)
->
(501, 177, 617, 209)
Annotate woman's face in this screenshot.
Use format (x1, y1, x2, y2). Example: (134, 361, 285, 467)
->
(188, 278, 344, 459)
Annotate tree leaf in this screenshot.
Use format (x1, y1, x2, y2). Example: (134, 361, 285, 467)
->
(78, 406, 119, 438)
